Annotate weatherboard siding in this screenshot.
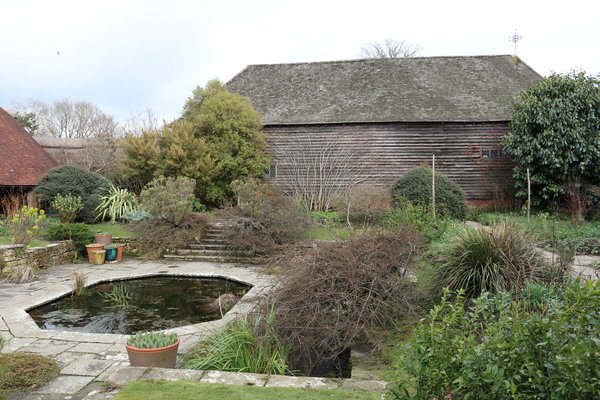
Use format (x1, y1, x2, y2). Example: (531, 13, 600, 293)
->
(264, 121, 514, 200)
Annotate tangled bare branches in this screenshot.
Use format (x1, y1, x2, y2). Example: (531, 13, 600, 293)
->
(270, 225, 423, 376)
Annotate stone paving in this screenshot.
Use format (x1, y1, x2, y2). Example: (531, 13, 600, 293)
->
(1, 259, 389, 399)
(0, 259, 278, 398)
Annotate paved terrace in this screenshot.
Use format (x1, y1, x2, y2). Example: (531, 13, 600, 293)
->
(0, 260, 389, 399)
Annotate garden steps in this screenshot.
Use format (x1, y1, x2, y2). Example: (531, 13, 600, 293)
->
(163, 222, 260, 264)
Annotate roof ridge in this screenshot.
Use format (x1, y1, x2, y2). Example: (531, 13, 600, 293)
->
(243, 54, 515, 68)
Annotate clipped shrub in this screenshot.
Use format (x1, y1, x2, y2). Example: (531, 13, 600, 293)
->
(389, 281, 600, 400)
(0, 353, 60, 392)
(32, 165, 107, 223)
(433, 223, 549, 299)
(7, 205, 46, 245)
(122, 210, 151, 223)
(51, 193, 83, 223)
(139, 176, 195, 225)
(184, 307, 288, 375)
(96, 182, 138, 223)
(272, 226, 423, 377)
(392, 167, 467, 219)
(45, 223, 94, 252)
(231, 176, 267, 219)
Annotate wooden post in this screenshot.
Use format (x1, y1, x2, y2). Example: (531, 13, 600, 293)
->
(432, 154, 436, 219)
(527, 168, 531, 222)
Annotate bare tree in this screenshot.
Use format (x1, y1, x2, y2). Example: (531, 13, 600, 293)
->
(361, 38, 423, 58)
(120, 108, 160, 136)
(270, 130, 372, 211)
(12, 99, 118, 138)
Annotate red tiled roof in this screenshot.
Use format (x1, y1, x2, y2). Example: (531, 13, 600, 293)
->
(0, 107, 58, 186)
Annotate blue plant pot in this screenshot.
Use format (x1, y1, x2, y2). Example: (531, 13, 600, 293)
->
(105, 247, 118, 262)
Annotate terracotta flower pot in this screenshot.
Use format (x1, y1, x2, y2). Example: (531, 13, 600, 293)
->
(125, 339, 180, 368)
(115, 244, 126, 262)
(89, 249, 106, 265)
(95, 233, 113, 246)
(85, 243, 105, 263)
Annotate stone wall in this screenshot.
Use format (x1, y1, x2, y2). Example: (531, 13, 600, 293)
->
(0, 241, 75, 272)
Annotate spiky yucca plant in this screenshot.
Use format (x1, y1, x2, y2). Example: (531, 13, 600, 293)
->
(434, 223, 549, 299)
(95, 183, 138, 223)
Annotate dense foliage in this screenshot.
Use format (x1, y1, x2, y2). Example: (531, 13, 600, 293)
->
(32, 165, 107, 223)
(503, 72, 600, 209)
(389, 281, 600, 400)
(51, 193, 83, 223)
(96, 183, 138, 223)
(433, 224, 549, 299)
(45, 223, 94, 252)
(392, 167, 467, 219)
(121, 80, 270, 206)
(6, 205, 46, 246)
(139, 176, 195, 226)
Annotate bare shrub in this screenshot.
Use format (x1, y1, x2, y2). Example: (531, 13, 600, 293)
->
(332, 185, 392, 232)
(562, 182, 588, 224)
(218, 193, 311, 258)
(0, 193, 26, 217)
(130, 213, 209, 258)
(269, 226, 423, 377)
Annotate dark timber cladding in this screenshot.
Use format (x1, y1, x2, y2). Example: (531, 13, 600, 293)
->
(228, 55, 543, 200)
(265, 122, 512, 200)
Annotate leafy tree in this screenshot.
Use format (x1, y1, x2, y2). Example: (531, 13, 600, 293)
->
(12, 111, 38, 135)
(182, 79, 270, 205)
(120, 130, 160, 193)
(503, 72, 600, 208)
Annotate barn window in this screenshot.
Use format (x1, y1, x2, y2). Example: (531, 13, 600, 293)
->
(481, 149, 506, 158)
(265, 164, 277, 178)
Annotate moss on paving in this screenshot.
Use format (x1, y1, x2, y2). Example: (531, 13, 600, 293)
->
(114, 380, 382, 400)
(0, 352, 60, 393)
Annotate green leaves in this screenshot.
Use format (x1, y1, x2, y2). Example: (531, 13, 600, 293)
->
(95, 183, 138, 223)
(503, 72, 600, 208)
(127, 331, 178, 349)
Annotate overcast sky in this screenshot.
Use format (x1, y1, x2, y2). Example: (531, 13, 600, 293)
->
(1, 0, 598, 123)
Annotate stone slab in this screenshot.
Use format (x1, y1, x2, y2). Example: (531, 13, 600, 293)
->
(104, 366, 148, 386)
(95, 361, 129, 382)
(340, 378, 389, 392)
(36, 375, 95, 394)
(143, 367, 204, 382)
(61, 358, 117, 376)
(18, 339, 77, 355)
(266, 375, 339, 389)
(200, 370, 267, 386)
(69, 342, 114, 353)
(0, 337, 37, 353)
(55, 351, 98, 367)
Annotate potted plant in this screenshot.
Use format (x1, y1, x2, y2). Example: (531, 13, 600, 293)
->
(104, 244, 119, 263)
(85, 243, 105, 262)
(89, 249, 106, 265)
(125, 331, 179, 368)
(95, 232, 113, 245)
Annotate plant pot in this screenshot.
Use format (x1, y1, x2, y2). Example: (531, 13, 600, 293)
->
(104, 245, 118, 263)
(85, 243, 105, 262)
(95, 233, 113, 246)
(89, 249, 106, 265)
(115, 244, 126, 262)
(125, 339, 179, 368)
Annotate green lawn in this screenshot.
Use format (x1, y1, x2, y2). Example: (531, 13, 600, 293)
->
(86, 223, 134, 238)
(474, 212, 600, 241)
(114, 380, 382, 400)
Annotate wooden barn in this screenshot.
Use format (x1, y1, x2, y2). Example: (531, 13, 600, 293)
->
(0, 107, 57, 199)
(227, 55, 542, 202)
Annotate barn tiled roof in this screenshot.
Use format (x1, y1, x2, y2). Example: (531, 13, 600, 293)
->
(227, 55, 542, 125)
(0, 107, 58, 186)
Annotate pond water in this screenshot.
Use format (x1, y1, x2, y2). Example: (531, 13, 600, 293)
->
(27, 276, 251, 334)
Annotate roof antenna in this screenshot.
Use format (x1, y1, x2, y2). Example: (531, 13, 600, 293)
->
(508, 29, 522, 55)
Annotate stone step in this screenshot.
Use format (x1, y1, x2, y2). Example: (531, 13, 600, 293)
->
(163, 254, 259, 264)
(175, 249, 254, 257)
(199, 238, 229, 244)
(189, 243, 230, 250)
